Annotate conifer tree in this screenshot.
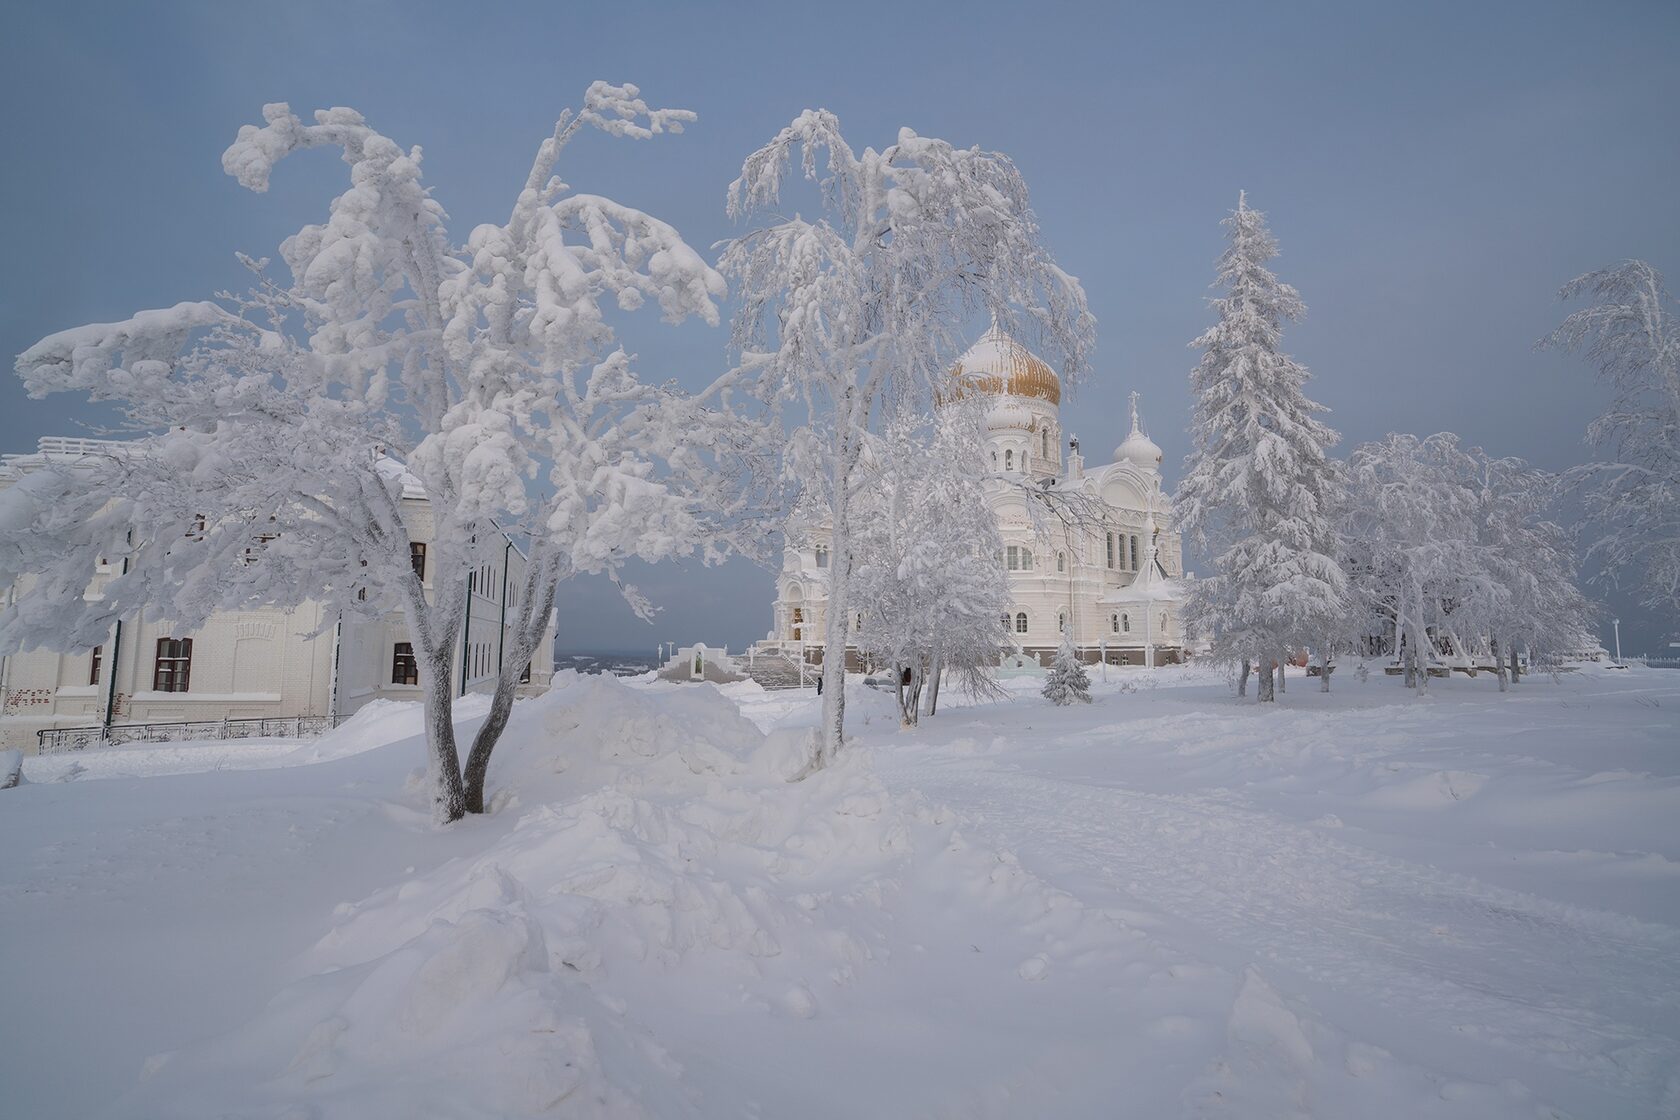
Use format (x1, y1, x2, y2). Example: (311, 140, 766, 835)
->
(1042, 632, 1092, 706)
(1176, 194, 1349, 703)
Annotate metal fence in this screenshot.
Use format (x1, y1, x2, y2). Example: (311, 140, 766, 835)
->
(37, 715, 339, 754)
(1630, 656, 1680, 670)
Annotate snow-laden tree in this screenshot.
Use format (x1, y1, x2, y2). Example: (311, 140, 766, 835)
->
(1175, 193, 1349, 702)
(1460, 445, 1597, 688)
(1341, 434, 1483, 693)
(7, 83, 758, 822)
(1041, 632, 1092, 706)
(1541, 260, 1680, 615)
(721, 111, 1094, 766)
(851, 403, 1009, 725)
(1337, 433, 1592, 692)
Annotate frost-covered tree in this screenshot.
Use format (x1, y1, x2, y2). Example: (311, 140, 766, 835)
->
(1041, 632, 1092, 706)
(1341, 434, 1483, 693)
(1460, 446, 1596, 687)
(722, 111, 1093, 764)
(1338, 433, 1593, 694)
(1541, 260, 1680, 615)
(1175, 194, 1349, 703)
(6, 83, 756, 823)
(852, 403, 1009, 725)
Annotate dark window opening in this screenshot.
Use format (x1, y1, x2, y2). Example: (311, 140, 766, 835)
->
(153, 638, 192, 692)
(392, 642, 419, 685)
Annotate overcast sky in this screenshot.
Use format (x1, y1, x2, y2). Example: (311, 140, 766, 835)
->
(3, 0, 1677, 654)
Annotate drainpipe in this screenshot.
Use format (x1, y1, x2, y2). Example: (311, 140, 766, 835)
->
(459, 567, 472, 697)
(101, 554, 131, 740)
(497, 540, 511, 674)
(326, 614, 343, 723)
(101, 620, 123, 739)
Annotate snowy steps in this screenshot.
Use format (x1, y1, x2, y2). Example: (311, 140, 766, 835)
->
(743, 653, 810, 691)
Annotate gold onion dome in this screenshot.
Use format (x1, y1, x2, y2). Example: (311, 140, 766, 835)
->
(941, 320, 1061, 406)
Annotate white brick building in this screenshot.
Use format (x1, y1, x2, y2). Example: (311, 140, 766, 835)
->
(758, 325, 1188, 669)
(0, 438, 555, 750)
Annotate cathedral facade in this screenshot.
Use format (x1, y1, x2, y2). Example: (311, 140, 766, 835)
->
(760, 325, 1188, 669)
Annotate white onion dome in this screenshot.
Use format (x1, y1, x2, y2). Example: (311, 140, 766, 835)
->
(939, 321, 1060, 406)
(1113, 392, 1163, 469)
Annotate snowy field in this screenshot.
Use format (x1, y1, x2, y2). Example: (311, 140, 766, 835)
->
(2, 665, 1677, 1118)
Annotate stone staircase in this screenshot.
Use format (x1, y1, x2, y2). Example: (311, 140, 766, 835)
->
(743, 651, 811, 691)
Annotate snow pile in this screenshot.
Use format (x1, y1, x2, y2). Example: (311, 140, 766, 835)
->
(118, 672, 1101, 1118)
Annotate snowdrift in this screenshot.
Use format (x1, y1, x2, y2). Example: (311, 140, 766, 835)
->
(114, 673, 1102, 1118)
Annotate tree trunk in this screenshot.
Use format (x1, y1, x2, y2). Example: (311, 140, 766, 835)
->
(1318, 650, 1331, 692)
(1491, 636, 1508, 693)
(818, 483, 851, 766)
(1277, 658, 1286, 693)
(1238, 658, 1251, 698)
(461, 574, 557, 814)
(924, 656, 942, 716)
(1258, 659, 1275, 703)
(421, 650, 466, 822)
(1510, 646, 1521, 685)
(462, 667, 520, 813)
(402, 575, 467, 825)
(906, 661, 924, 726)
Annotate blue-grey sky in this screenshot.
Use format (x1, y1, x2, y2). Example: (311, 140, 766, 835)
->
(3, 1, 1677, 654)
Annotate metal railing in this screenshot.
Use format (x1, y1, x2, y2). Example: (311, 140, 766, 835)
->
(37, 715, 339, 754)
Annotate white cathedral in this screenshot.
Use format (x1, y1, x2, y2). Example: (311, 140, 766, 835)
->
(760, 324, 1188, 669)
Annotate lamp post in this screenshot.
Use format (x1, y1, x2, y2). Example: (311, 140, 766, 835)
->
(1612, 618, 1623, 667)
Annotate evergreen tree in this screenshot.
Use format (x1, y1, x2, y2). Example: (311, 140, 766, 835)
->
(1175, 194, 1349, 703)
(1042, 632, 1092, 705)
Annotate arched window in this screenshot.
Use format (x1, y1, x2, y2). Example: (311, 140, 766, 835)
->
(1021, 548, 1033, 570)
(855, 612, 864, 632)
(1001, 613, 1012, 633)
(1130, 535, 1140, 571)
(1122, 613, 1131, 633)
(1057, 611, 1066, 632)
(1056, 551, 1065, 573)
(1022, 450, 1030, 472)
(815, 545, 829, 568)
(991, 450, 998, 470)
(1160, 611, 1169, 633)
(1106, 533, 1115, 569)
(1005, 449, 1013, 471)
(1111, 613, 1119, 634)
(1015, 612, 1028, 634)
(1042, 428, 1050, 459)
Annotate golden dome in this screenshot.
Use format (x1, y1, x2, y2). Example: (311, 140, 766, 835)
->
(941, 322, 1061, 406)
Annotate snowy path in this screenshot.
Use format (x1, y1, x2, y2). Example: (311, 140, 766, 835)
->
(873, 724, 1680, 1115)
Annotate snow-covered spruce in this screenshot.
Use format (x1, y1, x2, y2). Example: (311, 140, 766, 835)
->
(1041, 633, 1091, 705)
(1175, 193, 1349, 702)
(721, 110, 1094, 765)
(7, 82, 765, 822)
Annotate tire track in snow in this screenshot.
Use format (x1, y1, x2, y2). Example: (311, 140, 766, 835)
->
(875, 750, 1680, 1109)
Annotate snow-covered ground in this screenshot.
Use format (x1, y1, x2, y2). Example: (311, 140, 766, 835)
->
(2, 665, 1676, 1117)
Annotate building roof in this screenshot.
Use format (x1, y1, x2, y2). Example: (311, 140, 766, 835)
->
(943, 321, 1061, 406)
